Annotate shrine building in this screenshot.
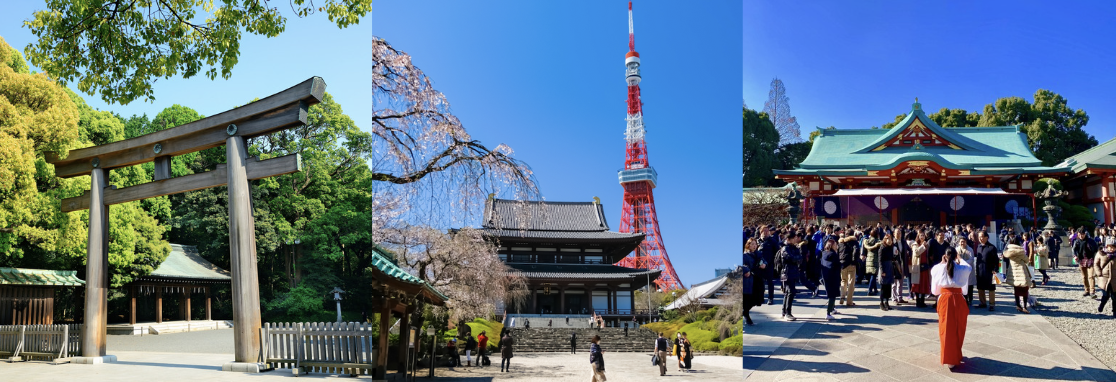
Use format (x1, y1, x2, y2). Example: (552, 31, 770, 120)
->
(774, 101, 1069, 226)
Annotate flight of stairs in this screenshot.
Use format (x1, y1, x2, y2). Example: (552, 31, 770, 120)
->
(509, 327, 658, 353)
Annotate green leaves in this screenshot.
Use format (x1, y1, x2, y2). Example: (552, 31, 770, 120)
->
(24, 0, 372, 105)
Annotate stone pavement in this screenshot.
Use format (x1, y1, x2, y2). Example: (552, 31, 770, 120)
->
(744, 282, 1116, 381)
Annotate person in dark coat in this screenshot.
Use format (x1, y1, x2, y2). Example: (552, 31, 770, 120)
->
(775, 232, 804, 321)
(892, 227, 910, 305)
(1048, 231, 1062, 269)
(500, 331, 514, 372)
(877, 234, 897, 311)
(760, 226, 781, 305)
(819, 237, 842, 320)
(928, 230, 951, 308)
(975, 231, 1000, 311)
(570, 331, 577, 354)
(743, 238, 764, 326)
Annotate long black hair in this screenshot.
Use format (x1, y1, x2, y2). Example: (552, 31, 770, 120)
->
(944, 246, 958, 279)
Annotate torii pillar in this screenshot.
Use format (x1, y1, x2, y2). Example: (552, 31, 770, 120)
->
(74, 167, 115, 364)
(223, 134, 263, 370)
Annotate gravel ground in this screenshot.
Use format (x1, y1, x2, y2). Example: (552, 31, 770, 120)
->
(107, 328, 235, 354)
(1030, 266, 1116, 371)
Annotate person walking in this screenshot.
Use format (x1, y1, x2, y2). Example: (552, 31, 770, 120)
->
(863, 229, 882, 296)
(1095, 238, 1116, 317)
(975, 231, 999, 311)
(1035, 236, 1051, 285)
(465, 335, 477, 367)
(570, 331, 578, 354)
(893, 227, 910, 305)
(760, 226, 780, 305)
(820, 237, 842, 319)
(680, 332, 694, 372)
(447, 339, 459, 371)
(932, 247, 972, 369)
(590, 335, 606, 382)
(956, 237, 978, 306)
(911, 232, 932, 308)
(877, 235, 897, 311)
(654, 332, 669, 376)
(776, 232, 805, 320)
(1003, 236, 1034, 314)
(477, 331, 489, 367)
(1073, 228, 1098, 298)
(1048, 231, 1062, 269)
(743, 238, 765, 327)
(500, 330, 514, 372)
(839, 231, 858, 307)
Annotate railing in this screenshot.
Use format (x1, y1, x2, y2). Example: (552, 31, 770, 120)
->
(260, 322, 379, 376)
(0, 324, 79, 362)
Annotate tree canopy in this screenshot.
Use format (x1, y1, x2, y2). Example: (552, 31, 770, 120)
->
(24, 0, 373, 105)
(743, 107, 778, 188)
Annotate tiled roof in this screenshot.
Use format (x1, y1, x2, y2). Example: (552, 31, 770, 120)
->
(0, 268, 84, 286)
(507, 263, 661, 280)
(1059, 136, 1116, 173)
(774, 103, 1068, 176)
(480, 228, 643, 241)
(147, 244, 232, 281)
(367, 244, 448, 302)
(484, 199, 611, 231)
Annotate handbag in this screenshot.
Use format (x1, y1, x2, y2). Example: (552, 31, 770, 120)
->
(652, 354, 659, 366)
(993, 272, 1003, 285)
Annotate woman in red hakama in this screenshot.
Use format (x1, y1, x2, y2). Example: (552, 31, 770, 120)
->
(932, 246, 972, 369)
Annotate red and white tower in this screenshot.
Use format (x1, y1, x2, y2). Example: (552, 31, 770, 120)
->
(614, 2, 682, 291)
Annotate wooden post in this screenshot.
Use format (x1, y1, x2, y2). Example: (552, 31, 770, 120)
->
(397, 308, 410, 374)
(153, 156, 172, 181)
(130, 285, 136, 325)
(375, 299, 393, 379)
(156, 286, 163, 323)
(205, 286, 212, 321)
(82, 167, 109, 357)
(185, 287, 192, 321)
(559, 287, 566, 315)
(227, 135, 263, 364)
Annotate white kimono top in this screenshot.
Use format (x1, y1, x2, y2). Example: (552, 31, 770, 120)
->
(931, 261, 972, 296)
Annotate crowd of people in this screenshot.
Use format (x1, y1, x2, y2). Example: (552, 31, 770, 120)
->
(741, 221, 1116, 368)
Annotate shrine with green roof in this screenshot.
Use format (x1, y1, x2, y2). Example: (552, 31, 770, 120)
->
(0, 268, 85, 325)
(774, 100, 1070, 226)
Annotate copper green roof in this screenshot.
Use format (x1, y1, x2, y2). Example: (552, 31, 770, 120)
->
(0, 268, 84, 286)
(1059, 136, 1116, 173)
(774, 102, 1069, 176)
(146, 244, 231, 281)
(368, 244, 448, 302)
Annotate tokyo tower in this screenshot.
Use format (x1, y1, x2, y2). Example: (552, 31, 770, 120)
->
(614, 2, 682, 291)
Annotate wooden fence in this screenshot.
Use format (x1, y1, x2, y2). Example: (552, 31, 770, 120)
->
(0, 324, 80, 362)
(260, 322, 379, 376)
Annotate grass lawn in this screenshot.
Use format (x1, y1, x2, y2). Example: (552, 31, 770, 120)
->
(446, 318, 505, 352)
(642, 309, 742, 357)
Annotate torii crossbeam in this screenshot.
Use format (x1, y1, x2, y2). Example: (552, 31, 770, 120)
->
(46, 77, 326, 370)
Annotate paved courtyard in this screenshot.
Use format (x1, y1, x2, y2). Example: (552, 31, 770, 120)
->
(744, 282, 1116, 381)
(3, 329, 743, 382)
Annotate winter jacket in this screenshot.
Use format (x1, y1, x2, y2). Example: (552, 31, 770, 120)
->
(1035, 244, 1049, 271)
(1002, 244, 1033, 288)
(863, 237, 881, 274)
(910, 243, 927, 285)
(742, 251, 757, 295)
(820, 249, 841, 293)
(775, 243, 803, 283)
(500, 335, 514, 358)
(838, 236, 858, 268)
(1095, 249, 1116, 291)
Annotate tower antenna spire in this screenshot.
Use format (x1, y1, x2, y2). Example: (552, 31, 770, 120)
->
(616, 2, 682, 291)
(628, 2, 635, 52)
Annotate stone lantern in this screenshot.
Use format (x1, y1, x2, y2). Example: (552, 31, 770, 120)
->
(786, 183, 803, 225)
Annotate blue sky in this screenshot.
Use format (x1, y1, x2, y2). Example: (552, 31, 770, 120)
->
(1, 1, 743, 288)
(744, 2, 1116, 144)
(374, 1, 743, 287)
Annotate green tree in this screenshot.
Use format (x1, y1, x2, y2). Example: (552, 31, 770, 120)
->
(743, 107, 778, 187)
(980, 90, 1096, 166)
(24, 0, 373, 105)
(775, 141, 812, 185)
(0, 36, 169, 285)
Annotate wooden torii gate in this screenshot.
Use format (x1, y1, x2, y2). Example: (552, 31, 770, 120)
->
(46, 77, 325, 370)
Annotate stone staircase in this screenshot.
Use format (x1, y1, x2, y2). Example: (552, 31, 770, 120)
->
(509, 327, 658, 353)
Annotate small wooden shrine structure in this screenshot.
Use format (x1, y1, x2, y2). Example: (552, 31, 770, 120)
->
(125, 244, 231, 325)
(0, 268, 85, 325)
(362, 244, 447, 377)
